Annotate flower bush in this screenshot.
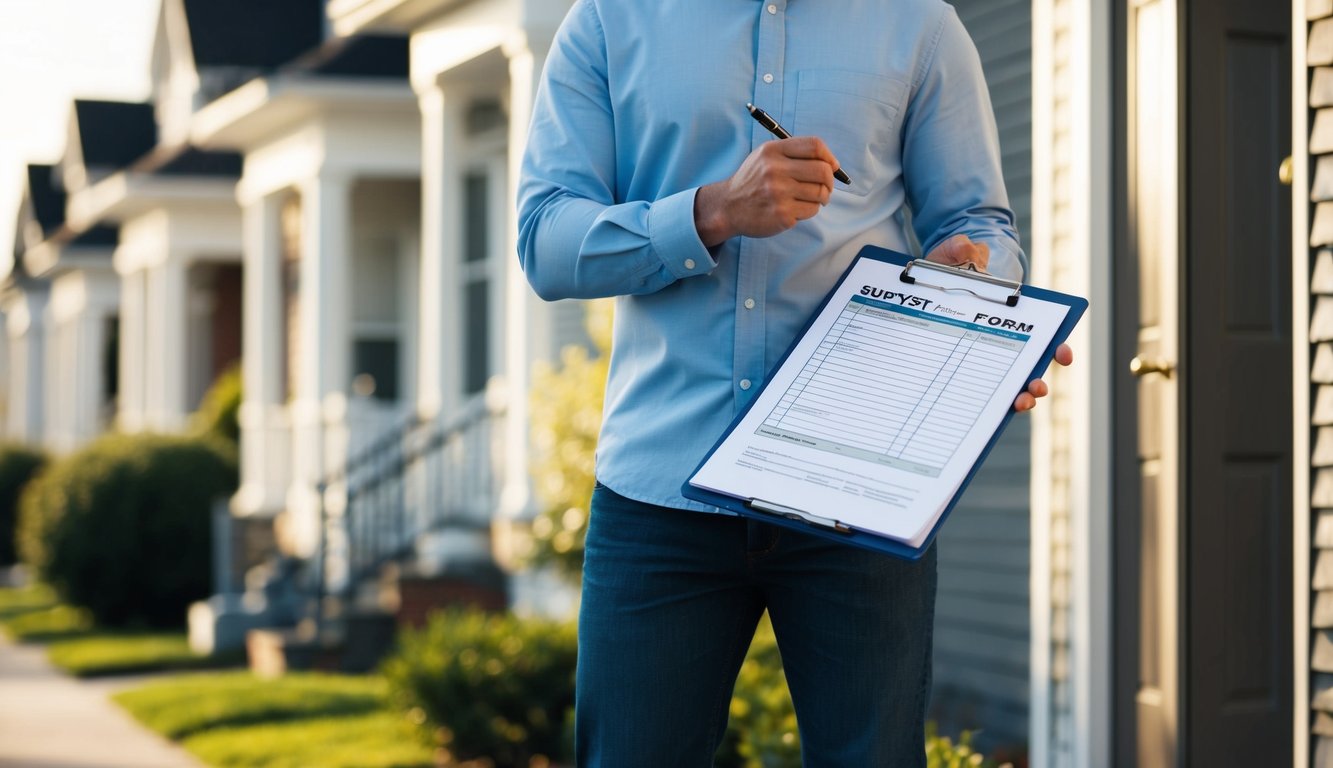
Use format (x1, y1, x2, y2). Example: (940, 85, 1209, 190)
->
(524, 300, 612, 581)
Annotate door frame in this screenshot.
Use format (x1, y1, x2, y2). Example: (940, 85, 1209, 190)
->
(1291, 2, 1312, 767)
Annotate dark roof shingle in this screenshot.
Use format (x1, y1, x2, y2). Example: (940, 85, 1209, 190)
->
(24, 165, 65, 238)
(72, 100, 157, 170)
(183, 0, 324, 69)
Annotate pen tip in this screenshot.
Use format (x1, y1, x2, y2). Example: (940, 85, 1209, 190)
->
(746, 103, 755, 111)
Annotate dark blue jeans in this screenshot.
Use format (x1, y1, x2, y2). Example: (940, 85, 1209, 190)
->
(576, 483, 938, 767)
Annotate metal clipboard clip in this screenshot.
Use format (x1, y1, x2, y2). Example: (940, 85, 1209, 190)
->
(899, 259, 1023, 307)
(748, 498, 852, 534)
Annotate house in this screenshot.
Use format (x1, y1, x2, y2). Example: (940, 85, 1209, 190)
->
(4, 163, 119, 449)
(2, 97, 161, 454)
(188, 29, 424, 566)
(319, 0, 589, 614)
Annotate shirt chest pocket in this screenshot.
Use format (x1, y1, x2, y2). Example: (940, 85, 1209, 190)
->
(793, 70, 908, 198)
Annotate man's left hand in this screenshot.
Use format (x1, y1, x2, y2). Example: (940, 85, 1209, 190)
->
(1015, 343, 1074, 412)
(926, 233, 990, 272)
(926, 234, 1072, 412)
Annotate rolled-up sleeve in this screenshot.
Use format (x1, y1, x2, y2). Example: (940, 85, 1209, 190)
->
(901, 6, 1026, 282)
(517, 0, 714, 301)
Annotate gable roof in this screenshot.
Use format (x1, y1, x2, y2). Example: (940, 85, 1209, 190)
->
(182, 0, 324, 69)
(72, 100, 158, 171)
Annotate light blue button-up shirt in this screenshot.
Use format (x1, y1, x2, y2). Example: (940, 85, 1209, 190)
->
(518, 0, 1024, 512)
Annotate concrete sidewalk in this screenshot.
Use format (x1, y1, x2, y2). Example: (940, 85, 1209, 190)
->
(0, 634, 204, 768)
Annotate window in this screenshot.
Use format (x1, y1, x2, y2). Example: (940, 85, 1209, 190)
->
(280, 195, 302, 402)
(461, 170, 493, 395)
(351, 232, 404, 402)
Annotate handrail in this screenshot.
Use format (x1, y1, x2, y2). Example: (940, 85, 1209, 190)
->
(311, 393, 505, 634)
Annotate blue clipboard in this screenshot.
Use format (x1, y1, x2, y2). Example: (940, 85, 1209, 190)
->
(681, 244, 1088, 560)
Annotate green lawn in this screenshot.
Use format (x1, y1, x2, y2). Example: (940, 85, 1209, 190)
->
(0, 584, 240, 677)
(0, 584, 92, 641)
(115, 671, 435, 768)
(46, 632, 243, 677)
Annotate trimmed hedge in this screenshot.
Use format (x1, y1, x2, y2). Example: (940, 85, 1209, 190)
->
(0, 444, 46, 566)
(18, 433, 237, 627)
(383, 610, 578, 768)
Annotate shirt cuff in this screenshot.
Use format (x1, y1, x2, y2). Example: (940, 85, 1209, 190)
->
(649, 187, 716, 280)
(981, 238, 1027, 283)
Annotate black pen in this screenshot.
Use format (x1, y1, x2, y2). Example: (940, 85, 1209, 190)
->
(746, 102, 852, 185)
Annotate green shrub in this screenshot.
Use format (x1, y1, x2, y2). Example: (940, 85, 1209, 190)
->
(17, 433, 237, 627)
(925, 723, 1012, 768)
(0, 444, 46, 565)
(526, 300, 612, 582)
(721, 617, 1012, 768)
(382, 609, 578, 768)
(191, 365, 242, 446)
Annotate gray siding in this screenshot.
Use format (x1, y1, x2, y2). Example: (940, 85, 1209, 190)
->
(929, 0, 1032, 754)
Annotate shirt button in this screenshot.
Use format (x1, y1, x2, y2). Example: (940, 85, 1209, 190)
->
(762, 73, 774, 84)
(684, 258, 696, 270)
(744, 298, 756, 309)
(740, 379, 752, 390)
(767, 4, 777, 13)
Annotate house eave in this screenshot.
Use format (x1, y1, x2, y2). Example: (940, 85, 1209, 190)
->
(190, 76, 418, 151)
(26, 244, 115, 281)
(66, 171, 238, 231)
(327, 0, 466, 36)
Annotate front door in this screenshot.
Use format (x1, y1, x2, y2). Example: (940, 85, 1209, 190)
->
(1115, 0, 1293, 765)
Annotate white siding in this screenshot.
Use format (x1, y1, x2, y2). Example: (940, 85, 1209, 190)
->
(930, 0, 1033, 753)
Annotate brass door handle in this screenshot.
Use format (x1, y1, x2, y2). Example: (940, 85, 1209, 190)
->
(1129, 356, 1175, 379)
(1280, 155, 1294, 186)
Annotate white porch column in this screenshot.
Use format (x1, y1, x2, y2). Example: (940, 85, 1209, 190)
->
(418, 84, 465, 420)
(77, 309, 103, 445)
(8, 289, 47, 444)
(287, 172, 352, 556)
(50, 269, 119, 451)
(117, 269, 146, 433)
(41, 307, 66, 453)
(235, 191, 288, 518)
(146, 258, 190, 431)
(499, 33, 551, 520)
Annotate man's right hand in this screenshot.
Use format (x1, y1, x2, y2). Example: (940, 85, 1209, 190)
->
(694, 137, 839, 247)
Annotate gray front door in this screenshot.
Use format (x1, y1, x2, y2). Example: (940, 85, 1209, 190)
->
(1115, 0, 1293, 765)
(1183, 0, 1292, 764)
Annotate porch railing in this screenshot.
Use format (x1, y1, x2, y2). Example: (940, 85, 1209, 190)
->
(312, 392, 505, 631)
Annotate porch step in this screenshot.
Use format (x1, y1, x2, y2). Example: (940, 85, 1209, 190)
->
(377, 559, 508, 628)
(245, 610, 397, 677)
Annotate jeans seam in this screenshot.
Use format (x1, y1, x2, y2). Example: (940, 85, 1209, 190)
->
(745, 524, 782, 560)
(702, 610, 750, 763)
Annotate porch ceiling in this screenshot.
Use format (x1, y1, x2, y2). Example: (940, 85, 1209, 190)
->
(23, 241, 115, 282)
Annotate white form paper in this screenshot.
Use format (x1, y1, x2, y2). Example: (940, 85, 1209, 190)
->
(688, 256, 1074, 547)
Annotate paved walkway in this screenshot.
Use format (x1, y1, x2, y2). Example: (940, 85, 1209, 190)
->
(0, 634, 204, 768)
